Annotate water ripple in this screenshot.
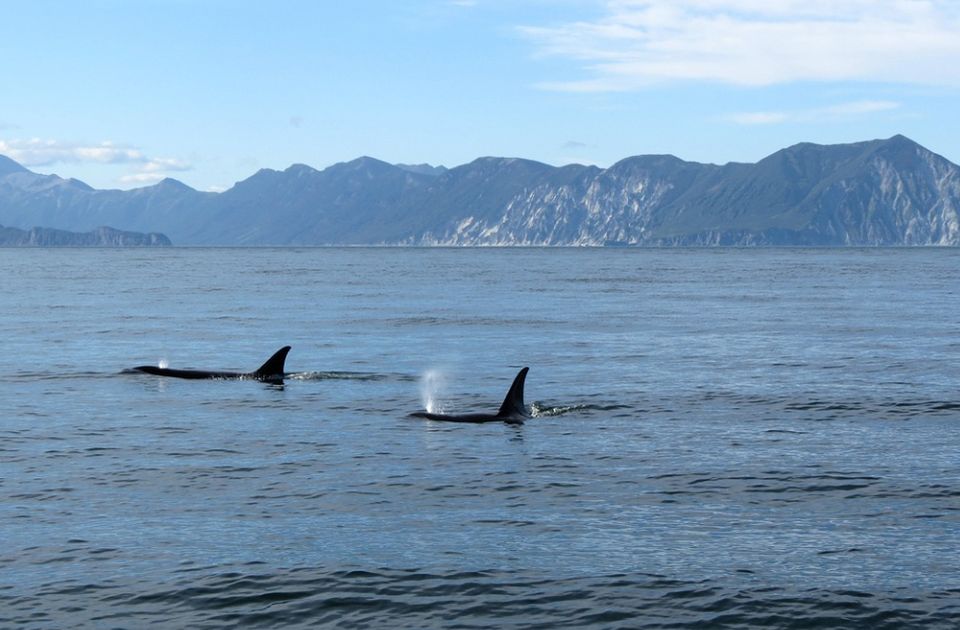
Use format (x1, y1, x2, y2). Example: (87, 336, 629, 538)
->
(1, 568, 957, 628)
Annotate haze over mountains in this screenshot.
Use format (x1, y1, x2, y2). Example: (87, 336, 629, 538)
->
(1, 135, 959, 246)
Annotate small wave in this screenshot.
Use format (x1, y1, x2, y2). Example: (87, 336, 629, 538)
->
(818, 548, 864, 556)
(5, 567, 957, 629)
(783, 399, 960, 419)
(381, 316, 561, 328)
(700, 390, 960, 420)
(7, 371, 114, 382)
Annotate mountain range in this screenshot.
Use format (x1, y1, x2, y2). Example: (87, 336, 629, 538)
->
(1, 135, 958, 246)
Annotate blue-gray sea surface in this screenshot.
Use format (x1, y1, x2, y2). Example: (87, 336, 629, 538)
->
(1, 247, 958, 628)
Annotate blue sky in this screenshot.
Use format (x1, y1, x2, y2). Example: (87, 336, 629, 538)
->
(2, 0, 959, 191)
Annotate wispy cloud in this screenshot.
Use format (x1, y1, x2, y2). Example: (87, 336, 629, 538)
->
(521, 1, 960, 90)
(117, 159, 192, 185)
(0, 138, 192, 185)
(139, 157, 192, 173)
(0, 138, 147, 166)
(117, 173, 168, 185)
(727, 99, 901, 125)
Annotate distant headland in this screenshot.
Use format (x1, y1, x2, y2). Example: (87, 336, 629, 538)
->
(0, 225, 172, 247)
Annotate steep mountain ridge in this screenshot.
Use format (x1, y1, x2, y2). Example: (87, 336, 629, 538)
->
(1, 135, 958, 246)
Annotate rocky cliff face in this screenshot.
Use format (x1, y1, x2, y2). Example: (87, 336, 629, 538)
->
(804, 136, 960, 245)
(1, 135, 958, 246)
(407, 136, 960, 246)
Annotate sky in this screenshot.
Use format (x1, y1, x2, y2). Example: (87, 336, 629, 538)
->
(2, 0, 959, 191)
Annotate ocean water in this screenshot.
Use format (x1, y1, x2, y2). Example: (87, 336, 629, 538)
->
(0, 247, 958, 628)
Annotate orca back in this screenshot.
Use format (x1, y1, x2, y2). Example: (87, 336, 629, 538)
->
(497, 367, 529, 418)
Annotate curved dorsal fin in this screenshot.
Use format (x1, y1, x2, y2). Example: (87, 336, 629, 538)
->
(253, 346, 291, 378)
(497, 367, 529, 418)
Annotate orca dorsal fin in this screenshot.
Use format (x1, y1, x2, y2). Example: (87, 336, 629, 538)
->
(497, 367, 529, 418)
(253, 346, 291, 379)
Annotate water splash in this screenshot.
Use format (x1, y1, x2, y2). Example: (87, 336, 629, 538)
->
(420, 369, 448, 414)
(531, 402, 586, 417)
(158, 358, 169, 369)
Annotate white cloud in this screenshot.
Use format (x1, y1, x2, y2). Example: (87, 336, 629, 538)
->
(521, 1, 960, 89)
(727, 99, 901, 125)
(118, 160, 192, 184)
(0, 138, 192, 185)
(118, 172, 168, 185)
(140, 158, 192, 173)
(820, 100, 901, 116)
(0, 138, 146, 166)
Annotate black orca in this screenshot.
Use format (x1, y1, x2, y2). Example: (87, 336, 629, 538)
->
(127, 346, 291, 383)
(410, 367, 529, 425)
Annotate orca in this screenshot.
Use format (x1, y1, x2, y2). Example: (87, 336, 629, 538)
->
(410, 367, 530, 425)
(127, 346, 291, 383)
